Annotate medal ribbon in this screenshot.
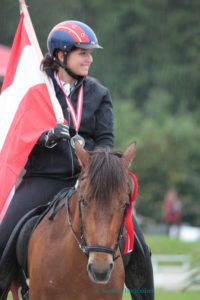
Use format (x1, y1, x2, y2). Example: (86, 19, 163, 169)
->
(56, 74, 83, 132)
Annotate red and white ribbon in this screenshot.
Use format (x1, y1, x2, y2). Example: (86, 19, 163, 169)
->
(56, 73, 83, 132)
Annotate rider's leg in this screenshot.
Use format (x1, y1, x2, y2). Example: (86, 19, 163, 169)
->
(125, 217, 154, 300)
(0, 177, 75, 298)
(0, 177, 74, 258)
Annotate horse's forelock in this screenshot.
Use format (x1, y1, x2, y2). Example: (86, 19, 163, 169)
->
(86, 149, 127, 206)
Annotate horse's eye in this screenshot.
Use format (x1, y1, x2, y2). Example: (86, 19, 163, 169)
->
(80, 197, 88, 207)
(121, 201, 129, 209)
(80, 175, 87, 181)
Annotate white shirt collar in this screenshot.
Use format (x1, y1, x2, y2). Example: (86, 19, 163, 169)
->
(54, 72, 77, 96)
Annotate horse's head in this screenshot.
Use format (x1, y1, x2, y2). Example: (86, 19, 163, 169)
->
(74, 142, 136, 284)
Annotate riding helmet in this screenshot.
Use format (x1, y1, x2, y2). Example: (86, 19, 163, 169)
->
(47, 20, 103, 57)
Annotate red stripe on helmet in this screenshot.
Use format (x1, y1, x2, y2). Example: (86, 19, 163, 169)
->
(52, 21, 90, 43)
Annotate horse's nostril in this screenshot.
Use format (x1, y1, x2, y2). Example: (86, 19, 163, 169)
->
(87, 261, 113, 283)
(88, 262, 92, 273)
(109, 262, 114, 272)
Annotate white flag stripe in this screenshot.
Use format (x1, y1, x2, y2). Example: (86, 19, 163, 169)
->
(23, 14, 64, 123)
(0, 45, 45, 151)
(23, 13, 43, 62)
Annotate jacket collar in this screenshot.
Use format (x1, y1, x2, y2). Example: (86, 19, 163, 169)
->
(46, 68, 85, 95)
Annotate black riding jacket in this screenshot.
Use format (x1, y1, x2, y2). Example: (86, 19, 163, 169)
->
(25, 70, 114, 179)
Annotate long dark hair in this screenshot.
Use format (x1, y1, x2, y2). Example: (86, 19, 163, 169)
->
(40, 46, 78, 72)
(40, 53, 59, 72)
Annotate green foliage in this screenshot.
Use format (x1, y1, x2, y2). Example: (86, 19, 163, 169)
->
(114, 98, 200, 225)
(1, 0, 200, 225)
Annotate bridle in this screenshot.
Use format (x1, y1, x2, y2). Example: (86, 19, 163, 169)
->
(64, 186, 129, 261)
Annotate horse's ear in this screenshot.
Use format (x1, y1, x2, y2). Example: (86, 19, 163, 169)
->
(74, 141, 90, 169)
(122, 142, 136, 169)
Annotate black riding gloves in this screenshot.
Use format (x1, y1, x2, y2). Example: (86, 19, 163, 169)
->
(45, 123, 70, 148)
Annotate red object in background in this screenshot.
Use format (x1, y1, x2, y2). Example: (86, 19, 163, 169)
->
(0, 44, 11, 77)
(164, 190, 182, 225)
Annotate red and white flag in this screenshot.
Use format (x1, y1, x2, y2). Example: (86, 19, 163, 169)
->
(0, 12, 63, 222)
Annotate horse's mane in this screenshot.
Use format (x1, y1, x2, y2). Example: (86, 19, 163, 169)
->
(85, 148, 127, 207)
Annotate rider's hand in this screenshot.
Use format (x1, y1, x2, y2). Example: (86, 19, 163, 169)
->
(45, 123, 70, 148)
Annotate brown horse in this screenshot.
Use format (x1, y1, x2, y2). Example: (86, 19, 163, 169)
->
(27, 142, 136, 300)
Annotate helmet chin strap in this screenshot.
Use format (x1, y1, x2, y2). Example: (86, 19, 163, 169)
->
(54, 52, 83, 81)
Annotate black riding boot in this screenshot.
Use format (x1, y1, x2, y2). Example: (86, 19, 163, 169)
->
(0, 287, 9, 300)
(0, 288, 3, 299)
(0, 255, 11, 300)
(125, 217, 154, 300)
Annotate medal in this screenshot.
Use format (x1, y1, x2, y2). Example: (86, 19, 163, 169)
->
(70, 134, 85, 148)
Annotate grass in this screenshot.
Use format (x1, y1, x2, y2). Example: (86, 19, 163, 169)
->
(155, 290, 200, 300)
(145, 234, 199, 256)
(122, 290, 200, 299)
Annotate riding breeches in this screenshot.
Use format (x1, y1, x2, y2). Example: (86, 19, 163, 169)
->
(125, 217, 154, 300)
(0, 176, 76, 260)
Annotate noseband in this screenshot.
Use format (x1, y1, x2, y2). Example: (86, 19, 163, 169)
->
(64, 186, 128, 261)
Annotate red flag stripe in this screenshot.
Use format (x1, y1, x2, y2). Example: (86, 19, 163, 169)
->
(1, 14, 30, 92)
(0, 84, 56, 217)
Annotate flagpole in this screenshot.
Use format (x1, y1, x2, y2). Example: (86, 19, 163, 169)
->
(19, 0, 64, 123)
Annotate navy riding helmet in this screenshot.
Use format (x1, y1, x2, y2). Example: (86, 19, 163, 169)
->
(47, 20, 103, 57)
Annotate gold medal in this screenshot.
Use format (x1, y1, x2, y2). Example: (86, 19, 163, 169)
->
(70, 134, 85, 149)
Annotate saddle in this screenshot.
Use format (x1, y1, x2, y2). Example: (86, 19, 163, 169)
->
(0, 187, 72, 300)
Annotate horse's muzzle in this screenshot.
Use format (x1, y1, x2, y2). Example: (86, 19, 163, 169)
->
(87, 260, 114, 284)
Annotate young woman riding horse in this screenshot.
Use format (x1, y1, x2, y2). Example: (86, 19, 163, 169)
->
(0, 20, 154, 300)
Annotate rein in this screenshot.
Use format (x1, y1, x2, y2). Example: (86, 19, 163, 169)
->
(64, 185, 128, 261)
